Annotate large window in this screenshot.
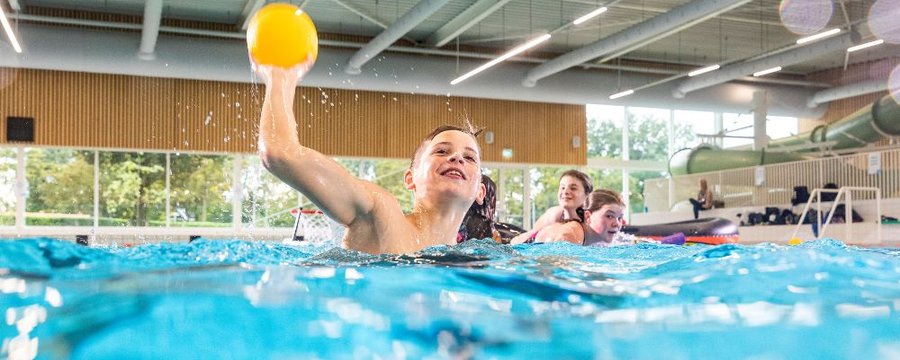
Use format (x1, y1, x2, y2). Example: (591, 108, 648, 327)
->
(26, 149, 94, 226)
(627, 107, 671, 161)
(723, 113, 798, 148)
(170, 154, 233, 227)
(628, 170, 668, 214)
(0, 148, 16, 226)
(586, 104, 624, 158)
(241, 157, 298, 228)
(496, 168, 524, 227)
(673, 110, 716, 151)
(99, 151, 166, 226)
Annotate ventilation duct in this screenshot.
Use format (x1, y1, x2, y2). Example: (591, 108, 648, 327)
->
(522, 0, 751, 87)
(674, 30, 859, 98)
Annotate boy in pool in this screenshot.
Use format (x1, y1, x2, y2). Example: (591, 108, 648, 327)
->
(257, 67, 485, 254)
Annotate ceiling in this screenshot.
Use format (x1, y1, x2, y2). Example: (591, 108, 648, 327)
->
(1, 0, 898, 115)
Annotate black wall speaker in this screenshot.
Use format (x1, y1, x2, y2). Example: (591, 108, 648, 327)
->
(6, 116, 34, 142)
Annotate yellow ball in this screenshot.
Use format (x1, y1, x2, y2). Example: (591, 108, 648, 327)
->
(247, 3, 318, 68)
(788, 237, 803, 246)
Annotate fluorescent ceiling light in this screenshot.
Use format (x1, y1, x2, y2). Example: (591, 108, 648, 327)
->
(609, 89, 634, 99)
(796, 28, 841, 44)
(688, 64, 720, 77)
(847, 39, 884, 52)
(451, 34, 551, 85)
(753, 66, 782, 77)
(0, 5, 22, 53)
(573, 7, 608, 25)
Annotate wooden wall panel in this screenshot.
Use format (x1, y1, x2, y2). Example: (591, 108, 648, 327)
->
(0, 68, 586, 165)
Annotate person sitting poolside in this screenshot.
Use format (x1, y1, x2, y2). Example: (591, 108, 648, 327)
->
(511, 189, 626, 247)
(689, 178, 714, 220)
(458, 174, 502, 243)
(257, 67, 485, 255)
(511, 169, 593, 244)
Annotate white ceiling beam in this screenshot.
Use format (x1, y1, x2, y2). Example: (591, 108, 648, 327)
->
(237, 0, 265, 31)
(345, 0, 450, 75)
(425, 0, 512, 48)
(137, 0, 163, 60)
(7, 0, 22, 12)
(523, 0, 753, 87)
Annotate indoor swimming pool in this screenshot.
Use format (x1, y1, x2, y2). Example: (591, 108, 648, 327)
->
(1, 237, 899, 359)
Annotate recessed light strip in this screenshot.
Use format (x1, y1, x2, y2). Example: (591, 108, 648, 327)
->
(572, 7, 608, 25)
(847, 39, 884, 53)
(753, 66, 782, 77)
(688, 64, 720, 77)
(0, 5, 22, 53)
(451, 34, 551, 85)
(796, 28, 841, 45)
(609, 89, 634, 100)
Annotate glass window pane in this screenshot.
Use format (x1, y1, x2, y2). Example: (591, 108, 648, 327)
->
(497, 168, 524, 227)
(583, 168, 623, 194)
(628, 170, 668, 215)
(586, 104, 624, 158)
(241, 157, 298, 228)
(99, 151, 166, 226)
(25, 148, 94, 226)
(723, 113, 754, 148)
(0, 147, 14, 226)
(724, 114, 799, 148)
(673, 110, 715, 151)
(767, 116, 798, 140)
(170, 154, 233, 227)
(627, 107, 671, 161)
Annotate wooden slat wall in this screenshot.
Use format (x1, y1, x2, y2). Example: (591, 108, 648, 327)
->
(0, 68, 586, 165)
(807, 58, 900, 124)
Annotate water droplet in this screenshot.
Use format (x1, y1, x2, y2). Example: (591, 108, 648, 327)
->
(224, 136, 231, 143)
(204, 111, 213, 125)
(392, 97, 398, 101)
(234, 102, 240, 108)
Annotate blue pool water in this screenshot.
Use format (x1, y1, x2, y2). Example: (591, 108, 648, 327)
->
(1, 238, 899, 359)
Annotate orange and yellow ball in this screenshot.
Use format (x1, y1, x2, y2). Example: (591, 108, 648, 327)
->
(246, 3, 318, 68)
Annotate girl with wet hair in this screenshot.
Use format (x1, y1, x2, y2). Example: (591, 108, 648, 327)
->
(511, 169, 593, 244)
(512, 189, 626, 247)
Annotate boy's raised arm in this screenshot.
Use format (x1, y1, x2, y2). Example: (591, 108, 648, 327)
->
(257, 67, 376, 226)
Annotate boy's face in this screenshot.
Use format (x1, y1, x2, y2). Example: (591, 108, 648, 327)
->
(586, 204, 625, 243)
(558, 175, 588, 211)
(406, 130, 484, 206)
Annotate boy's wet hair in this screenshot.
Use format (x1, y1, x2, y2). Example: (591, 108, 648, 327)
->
(560, 169, 593, 195)
(410, 124, 483, 169)
(584, 189, 625, 212)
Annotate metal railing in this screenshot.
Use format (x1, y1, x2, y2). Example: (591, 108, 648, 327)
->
(646, 147, 900, 211)
(790, 187, 882, 244)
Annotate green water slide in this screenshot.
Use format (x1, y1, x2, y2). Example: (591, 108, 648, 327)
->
(669, 94, 900, 175)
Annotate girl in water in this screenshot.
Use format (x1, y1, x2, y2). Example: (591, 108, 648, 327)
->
(511, 170, 593, 244)
(512, 189, 626, 247)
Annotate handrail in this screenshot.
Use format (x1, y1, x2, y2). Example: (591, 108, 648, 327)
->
(790, 186, 881, 244)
